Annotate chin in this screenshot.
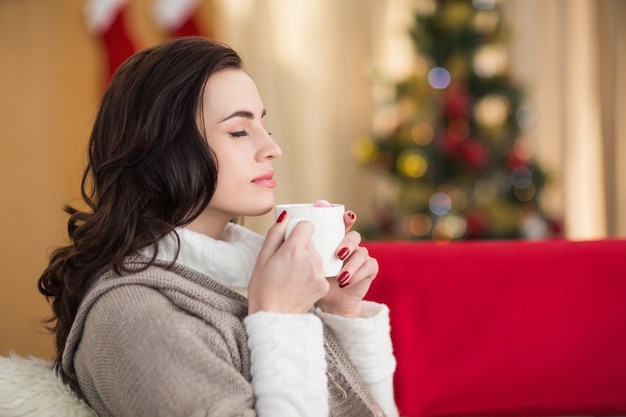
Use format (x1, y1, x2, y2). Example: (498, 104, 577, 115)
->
(247, 201, 275, 217)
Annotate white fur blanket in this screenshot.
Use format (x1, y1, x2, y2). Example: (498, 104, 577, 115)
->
(0, 354, 95, 417)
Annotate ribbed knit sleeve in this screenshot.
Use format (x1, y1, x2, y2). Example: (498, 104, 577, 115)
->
(315, 301, 399, 417)
(244, 312, 328, 417)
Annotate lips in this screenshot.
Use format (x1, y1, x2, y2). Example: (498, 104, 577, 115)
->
(251, 170, 276, 188)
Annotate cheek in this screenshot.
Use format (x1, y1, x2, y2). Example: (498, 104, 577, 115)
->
(212, 157, 242, 194)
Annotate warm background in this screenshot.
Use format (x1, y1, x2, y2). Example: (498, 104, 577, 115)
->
(1, 0, 625, 359)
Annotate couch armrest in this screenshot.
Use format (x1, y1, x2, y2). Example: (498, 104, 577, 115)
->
(364, 239, 626, 417)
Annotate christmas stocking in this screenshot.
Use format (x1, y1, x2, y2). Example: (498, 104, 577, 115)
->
(153, 0, 211, 38)
(84, 0, 136, 84)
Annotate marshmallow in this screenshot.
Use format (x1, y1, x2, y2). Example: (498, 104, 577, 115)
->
(313, 199, 333, 208)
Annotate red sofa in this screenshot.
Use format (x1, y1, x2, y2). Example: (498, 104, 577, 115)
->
(364, 239, 626, 417)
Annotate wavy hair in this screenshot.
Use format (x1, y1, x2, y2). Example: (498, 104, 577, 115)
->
(37, 37, 242, 370)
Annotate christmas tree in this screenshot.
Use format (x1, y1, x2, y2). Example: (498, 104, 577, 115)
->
(355, 0, 559, 242)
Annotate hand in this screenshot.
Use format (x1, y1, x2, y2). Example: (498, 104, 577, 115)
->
(315, 211, 379, 317)
(248, 211, 329, 314)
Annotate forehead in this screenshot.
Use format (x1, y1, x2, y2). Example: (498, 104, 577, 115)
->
(202, 69, 262, 118)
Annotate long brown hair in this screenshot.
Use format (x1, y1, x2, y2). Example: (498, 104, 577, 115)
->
(37, 37, 242, 367)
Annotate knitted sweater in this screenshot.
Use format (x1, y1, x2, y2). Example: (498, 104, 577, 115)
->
(62, 224, 398, 417)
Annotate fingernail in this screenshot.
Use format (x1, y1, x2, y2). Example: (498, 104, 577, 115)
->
(337, 247, 350, 261)
(347, 211, 355, 220)
(337, 271, 350, 285)
(339, 280, 351, 288)
(276, 210, 287, 223)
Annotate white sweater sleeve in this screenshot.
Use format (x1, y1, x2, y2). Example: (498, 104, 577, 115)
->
(244, 312, 328, 417)
(315, 301, 400, 417)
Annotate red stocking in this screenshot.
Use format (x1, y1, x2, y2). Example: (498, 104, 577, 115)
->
(84, 0, 136, 85)
(153, 0, 211, 38)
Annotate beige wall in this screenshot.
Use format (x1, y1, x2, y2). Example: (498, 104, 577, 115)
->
(0, 0, 201, 358)
(1, 0, 78, 359)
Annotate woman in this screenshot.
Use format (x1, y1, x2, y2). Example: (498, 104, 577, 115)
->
(38, 37, 399, 417)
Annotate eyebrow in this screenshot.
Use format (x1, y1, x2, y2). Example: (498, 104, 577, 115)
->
(220, 109, 267, 123)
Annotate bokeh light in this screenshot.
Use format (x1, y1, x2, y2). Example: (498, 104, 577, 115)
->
(409, 213, 432, 236)
(474, 93, 510, 127)
(443, 214, 468, 238)
(397, 150, 429, 178)
(428, 67, 451, 89)
(429, 192, 452, 215)
(473, 44, 508, 78)
(411, 122, 434, 145)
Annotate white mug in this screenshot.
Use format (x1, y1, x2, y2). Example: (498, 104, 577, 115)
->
(275, 203, 345, 277)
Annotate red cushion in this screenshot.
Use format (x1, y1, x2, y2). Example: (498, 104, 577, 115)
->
(364, 239, 626, 417)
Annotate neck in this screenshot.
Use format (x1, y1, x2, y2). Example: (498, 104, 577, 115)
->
(186, 211, 231, 240)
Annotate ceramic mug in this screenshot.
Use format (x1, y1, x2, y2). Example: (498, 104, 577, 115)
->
(275, 202, 345, 277)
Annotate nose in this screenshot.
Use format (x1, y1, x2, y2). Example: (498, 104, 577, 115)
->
(259, 129, 282, 161)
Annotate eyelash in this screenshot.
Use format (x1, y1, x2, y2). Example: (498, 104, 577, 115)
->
(229, 130, 272, 137)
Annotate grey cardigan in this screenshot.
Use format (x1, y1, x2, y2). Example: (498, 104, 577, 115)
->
(62, 256, 384, 417)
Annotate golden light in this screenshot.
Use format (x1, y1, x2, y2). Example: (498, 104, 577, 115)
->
(411, 122, 434, 145)
(473, 44, 508, 78)
(474, 93, 510, 127)
(398, 150, 428, 178)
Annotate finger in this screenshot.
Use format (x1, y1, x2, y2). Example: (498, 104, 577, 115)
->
(257, 210, 291, 265)
(335, 230, 362, 261)
(339, 249, 378, 288)
(340, 245, 368, 273)
(343, 211, 357, 233)
(284, 220, 316, 245)
(351, 257, 379, 287)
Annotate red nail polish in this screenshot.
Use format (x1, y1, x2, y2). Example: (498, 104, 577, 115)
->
(347, 211, 355, 220)
(338, 271, 350, 284)
(337, 247, 350, 260)
(339, 280, 351, 288)
(276, 210, 287, 223)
